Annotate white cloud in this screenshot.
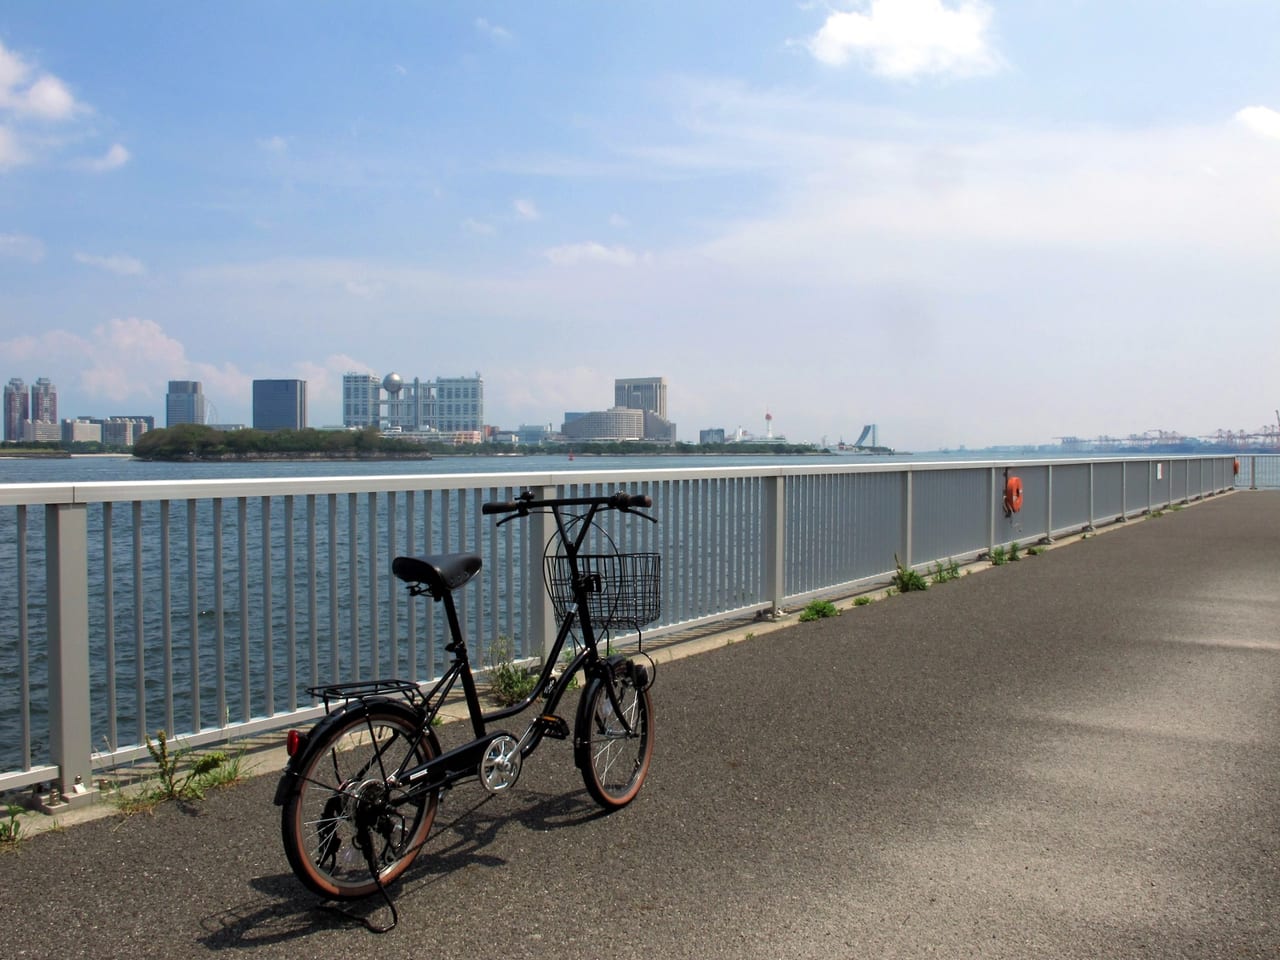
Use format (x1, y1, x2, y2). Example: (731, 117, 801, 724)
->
(74, 251, 147, 276)
(259, 134, 288, 154)
(462, 218, 496, 235)
(0, 38, 82, 119)
(0, 317, 250, 407)
(513, 198, 540, 220)
(0, 125, 25, 169)
(80, 142, 129, 172)
(808, 0, 1000, 79)
(0, 232, 44, 261)
(544, 242, 644, 267)
(343, 277, 383, 298)
(476, 18, 513, 42)
(1235, 106, 1280, 141)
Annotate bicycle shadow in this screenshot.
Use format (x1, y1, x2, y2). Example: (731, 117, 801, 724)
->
(196, 786, 606, 947)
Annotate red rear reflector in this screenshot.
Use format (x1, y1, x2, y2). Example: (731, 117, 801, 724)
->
(286, 729, 303, 756)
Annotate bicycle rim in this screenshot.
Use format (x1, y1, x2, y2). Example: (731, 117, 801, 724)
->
(580, 677, 653, 809)
(282, 704, 437, 900)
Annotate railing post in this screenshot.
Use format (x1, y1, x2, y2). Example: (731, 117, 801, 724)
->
(1086, 462, 1096, 531)
(987, 467, 997, 552)
(762, 475, 786, 617)
(531, 484, 558, 660)
(44, 503, 94, 806)
(1041, 464, 1055, 544)
(1250, 456, 1258, 490)
(901, 469, 914, 567)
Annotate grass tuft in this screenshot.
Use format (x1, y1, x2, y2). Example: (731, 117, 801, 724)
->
(488, 636, 539, 706)
(892, 555, 928, 592)
(798, 599, 839, 622)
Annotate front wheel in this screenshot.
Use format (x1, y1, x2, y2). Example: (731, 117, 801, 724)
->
(281, 700, 438, 900)
(577, 672, 654, 809)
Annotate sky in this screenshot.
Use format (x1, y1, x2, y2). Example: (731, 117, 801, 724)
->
(1, 1, 1278, 451)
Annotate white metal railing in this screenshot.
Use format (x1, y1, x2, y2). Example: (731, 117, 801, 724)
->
(0, 455, 1240, 795)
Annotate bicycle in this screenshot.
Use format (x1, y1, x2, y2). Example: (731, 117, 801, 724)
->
(273, 489, 659, 920)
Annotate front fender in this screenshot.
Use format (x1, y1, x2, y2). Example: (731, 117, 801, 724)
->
(271, 698, 440, 805)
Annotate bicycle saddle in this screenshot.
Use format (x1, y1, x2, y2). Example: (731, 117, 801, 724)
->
(392, 552, 482, 594)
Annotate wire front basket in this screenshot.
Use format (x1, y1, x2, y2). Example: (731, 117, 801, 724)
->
(544, 552, 661, 631)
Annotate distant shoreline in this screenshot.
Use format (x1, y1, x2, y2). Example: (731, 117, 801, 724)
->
(133, 450, 434, 463)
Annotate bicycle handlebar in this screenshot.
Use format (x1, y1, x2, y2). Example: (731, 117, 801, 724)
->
(481, 491, 652, 516)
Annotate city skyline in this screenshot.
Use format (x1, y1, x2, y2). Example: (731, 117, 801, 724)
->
(1, 4, 1278, 450)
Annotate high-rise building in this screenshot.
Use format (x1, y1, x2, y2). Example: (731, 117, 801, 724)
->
(30, 377, 57, 424)
(3, 378, 27, 442)
(166, 381, 207, 427)
(342, 372, 382, 428)
(435, 375, 484, 432)
(253, 379, 307, 431)
(615, 377, 667, 420)
(561, 407, 645, 441)
(339, 370, 481, 434)
(62, 419, 103, 443)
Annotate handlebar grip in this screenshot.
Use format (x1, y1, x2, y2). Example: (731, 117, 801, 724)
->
(481, 501, 520, 515)
(613, 493, 653, 509)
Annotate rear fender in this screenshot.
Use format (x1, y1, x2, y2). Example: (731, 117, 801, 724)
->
(271, 697, 439, 806)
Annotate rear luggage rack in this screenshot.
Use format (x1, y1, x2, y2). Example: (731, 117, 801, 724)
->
(307, 679, 426, 713)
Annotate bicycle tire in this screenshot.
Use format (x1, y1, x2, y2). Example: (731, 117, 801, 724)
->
(577, 673, 654, 809)
(281, 700, 438, 899)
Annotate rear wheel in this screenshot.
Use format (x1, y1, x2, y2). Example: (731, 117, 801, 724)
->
(281, 701, 438, 899)
(578, 672, 653, 809)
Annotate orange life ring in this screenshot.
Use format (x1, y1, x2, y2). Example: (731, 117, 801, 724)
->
(1233, 458, 1240, 476)
(1003, 475, 1024, 516)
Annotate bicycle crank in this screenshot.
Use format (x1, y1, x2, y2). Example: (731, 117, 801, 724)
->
(479, 734, 522, 793)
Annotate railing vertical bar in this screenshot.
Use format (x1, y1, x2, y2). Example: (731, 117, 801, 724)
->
(238, 497, 250, 723)
(213, 499, 226, 730)
(506, 490, 517, 655)
(459, 490, 476, 668)
(132, 501, 145, 743)
(691, 478, 703, 618)
(518, 487, 529, 658)
(763, 475, 784, 616)
(388, 491, 399, 678)
(368, 492, 379, 680)
(17, 505, 30, 769)
(285, 496, 297, 714)
(425, 489, 436, 678)
(488, 487, 501, 656)
(262, 496, 274, 717)
(469, 488, 482, 663)
(102, 502, 116, 752)
(328, 494, 339, 684)
(348, 492, 359, 681)
(708, 478, 720, 622)
(406, 490, 417, 681)
(186, 499, 200, 731)
(732, 478, 742, 609)
(307, 494, 318, 690)
(160, 499, 174, 734)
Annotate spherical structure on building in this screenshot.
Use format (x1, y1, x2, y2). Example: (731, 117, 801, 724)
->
(382, 373, 404, 395)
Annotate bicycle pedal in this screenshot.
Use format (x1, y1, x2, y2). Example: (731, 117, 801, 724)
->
(536, 714, 570, 739)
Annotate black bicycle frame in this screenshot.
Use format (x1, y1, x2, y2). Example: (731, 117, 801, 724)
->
(373, 500, 632, 799)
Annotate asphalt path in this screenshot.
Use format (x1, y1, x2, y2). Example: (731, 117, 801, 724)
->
(2, 491, 1277, 959)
